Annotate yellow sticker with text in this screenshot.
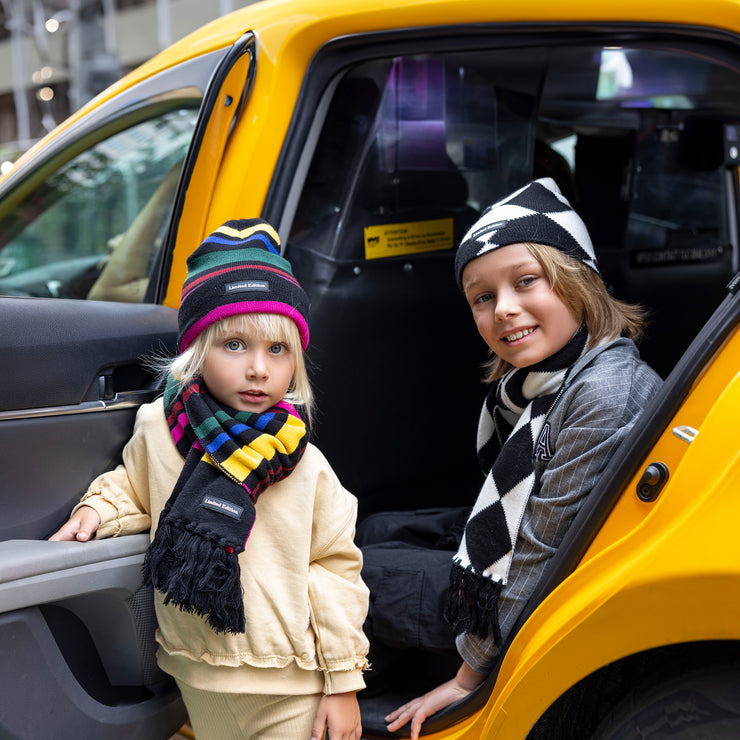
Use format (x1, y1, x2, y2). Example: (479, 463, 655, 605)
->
(364, 218, 454, 260)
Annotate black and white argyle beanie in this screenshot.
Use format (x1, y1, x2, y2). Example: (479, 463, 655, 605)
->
(454, 177, 599, 287)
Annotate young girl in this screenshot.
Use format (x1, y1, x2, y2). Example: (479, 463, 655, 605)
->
(51, 219, 369, 740)
(371, 178, 662, 738)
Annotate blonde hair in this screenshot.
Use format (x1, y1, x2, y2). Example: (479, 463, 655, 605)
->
(482, 242, 647, 382)
(166, 313, 313, 420)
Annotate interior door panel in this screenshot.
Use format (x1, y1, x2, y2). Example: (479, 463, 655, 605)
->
(0, 297, 178, 540)
(1, 410, 140, 541)
(0, 536, 184, 738)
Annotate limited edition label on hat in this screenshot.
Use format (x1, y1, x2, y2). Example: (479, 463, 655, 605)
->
(226, 279, 270, 293)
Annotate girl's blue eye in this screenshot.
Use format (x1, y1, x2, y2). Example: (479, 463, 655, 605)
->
(225, 339, 243, 351)
(269, 342, 285, 354)
(474, 293, 493, 305)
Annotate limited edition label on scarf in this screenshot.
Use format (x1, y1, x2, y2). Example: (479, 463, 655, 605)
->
(201, 495, 244, 519)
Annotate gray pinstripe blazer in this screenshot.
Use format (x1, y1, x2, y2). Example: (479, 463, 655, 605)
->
(457, 337, 662, 672)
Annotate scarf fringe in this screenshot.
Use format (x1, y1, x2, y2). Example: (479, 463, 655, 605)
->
(444, 561, 503, 644)
(143, 520, 246, 634)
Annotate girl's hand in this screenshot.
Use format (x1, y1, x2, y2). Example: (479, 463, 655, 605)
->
(49, 505, 101, 542)
(311, 691, 361, 740)
(384, 662, 486, 740)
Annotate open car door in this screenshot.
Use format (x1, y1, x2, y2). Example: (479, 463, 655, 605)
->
(0, 31, 255, 740)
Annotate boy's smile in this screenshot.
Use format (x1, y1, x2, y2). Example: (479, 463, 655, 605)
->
(462, 242, 581, 368)
(201, 332, 295, 414)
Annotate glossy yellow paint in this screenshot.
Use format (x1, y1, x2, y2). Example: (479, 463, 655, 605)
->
(583, 326, 740, 559)
(165, 37, 256, 309)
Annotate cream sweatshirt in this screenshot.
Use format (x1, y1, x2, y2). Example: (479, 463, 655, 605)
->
(75, 398, 370, 695)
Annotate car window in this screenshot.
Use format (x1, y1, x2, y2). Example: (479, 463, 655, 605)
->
(287, 40, 740, 377)
(0, 106, 198, 301)
(537, 45, 737, 261)
(289, 48, 540, 261)
(290, 43, 739, 266)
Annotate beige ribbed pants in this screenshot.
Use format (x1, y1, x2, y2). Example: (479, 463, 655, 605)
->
(176, 679, 323, 740)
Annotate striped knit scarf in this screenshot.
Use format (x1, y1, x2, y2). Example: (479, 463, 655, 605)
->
(445, 326, 588, 643)
(143, 376, 308, 634)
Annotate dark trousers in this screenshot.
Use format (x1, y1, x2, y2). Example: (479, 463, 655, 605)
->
(357, 507, 470, 683)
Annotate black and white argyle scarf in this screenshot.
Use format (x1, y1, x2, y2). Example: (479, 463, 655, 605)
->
(445, 326, 589, 643)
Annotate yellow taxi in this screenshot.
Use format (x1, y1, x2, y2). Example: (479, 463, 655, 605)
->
(1, 0, 739, 737)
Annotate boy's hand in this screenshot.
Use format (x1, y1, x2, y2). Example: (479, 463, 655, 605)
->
(311, 691, 361, 740)
(385, 662, 486, 739)
(49, 505, 101, 541)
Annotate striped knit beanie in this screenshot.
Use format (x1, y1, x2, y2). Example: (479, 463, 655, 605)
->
(454, 177, 599, 287)
(178, 219, 310, 353)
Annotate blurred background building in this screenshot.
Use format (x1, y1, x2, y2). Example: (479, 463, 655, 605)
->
(0, 0, 257, 169)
